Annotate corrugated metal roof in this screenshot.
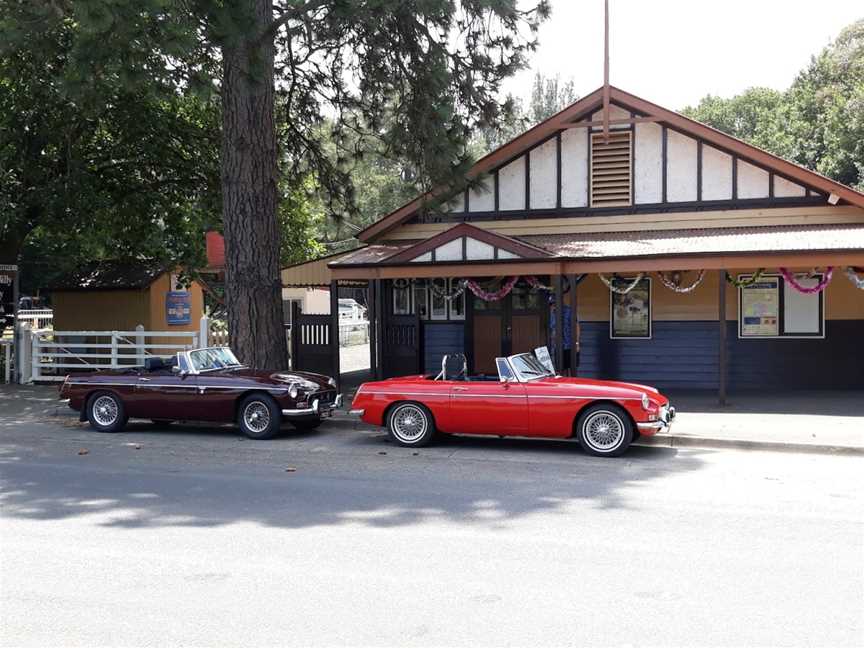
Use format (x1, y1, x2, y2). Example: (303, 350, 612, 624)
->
(51, 261, 169, 291)
(281, 249, 375, 286)
(518, 224, 864, 259)
(328, 224, 864, 266)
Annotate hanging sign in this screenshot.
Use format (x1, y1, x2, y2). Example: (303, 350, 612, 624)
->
(0, 265, 18, 330)
(740, 277, 780, 337)
(165, 290, 192, 325)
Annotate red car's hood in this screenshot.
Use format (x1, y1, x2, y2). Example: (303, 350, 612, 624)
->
(535, 376, 668, 403)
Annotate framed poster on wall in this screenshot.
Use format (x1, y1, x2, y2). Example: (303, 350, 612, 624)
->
(739, 276, 780, 337)
(610, 277, 651, 339)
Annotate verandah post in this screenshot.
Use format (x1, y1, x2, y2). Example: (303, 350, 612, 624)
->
(368, 280, 378, 380)
(569, 273, 580, 376)
(554, 275, 564, 374)
(718, 269, 728, 406)
(330, 279, 341, 390)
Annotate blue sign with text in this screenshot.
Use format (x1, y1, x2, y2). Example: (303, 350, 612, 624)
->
(166, 291, 191, 325)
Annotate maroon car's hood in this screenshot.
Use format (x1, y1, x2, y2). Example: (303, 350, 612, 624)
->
(217, 368, 333, 389)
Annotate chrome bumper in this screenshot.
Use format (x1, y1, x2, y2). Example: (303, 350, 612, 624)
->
(282, 393, 343, 417)
(637, 404, 675, 432)
(348, 408, 365, 416)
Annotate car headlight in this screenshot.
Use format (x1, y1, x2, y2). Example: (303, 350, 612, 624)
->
(641, 393, 650, 410)
(289, 384, 299, 399)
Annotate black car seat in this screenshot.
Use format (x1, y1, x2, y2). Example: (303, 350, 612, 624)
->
(435, 353, 467, 381)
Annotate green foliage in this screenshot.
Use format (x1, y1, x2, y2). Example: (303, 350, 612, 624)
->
(684, 20, 864, 191)
(529, 71, 577, 124)
(278, 175, 326, 266)
(0, 3, 221, 288)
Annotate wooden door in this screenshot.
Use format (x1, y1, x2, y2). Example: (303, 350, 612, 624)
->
(473, 312, 503, 374)
(510, 314, 544, 355)
(509, 282, 547, 356)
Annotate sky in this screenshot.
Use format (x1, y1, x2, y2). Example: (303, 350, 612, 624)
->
(503, 0, 863, 110)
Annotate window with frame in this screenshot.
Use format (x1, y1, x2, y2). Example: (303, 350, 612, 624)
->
(392, 278, 463, 321)
(392, 279, 412, 315)
(609, 276, 651, 339)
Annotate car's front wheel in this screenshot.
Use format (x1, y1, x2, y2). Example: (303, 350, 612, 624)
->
(387, 402, 436, 447)
(87, 391, 128, 433)
(238, 394, 282, 440)
(576, 404, 633, 457)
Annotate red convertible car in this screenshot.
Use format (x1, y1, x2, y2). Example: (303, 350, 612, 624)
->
(349, 352, 674, 457)
(59, 347, 341, 439)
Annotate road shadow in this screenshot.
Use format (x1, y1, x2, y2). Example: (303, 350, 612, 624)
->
(0, 416, 708, 532)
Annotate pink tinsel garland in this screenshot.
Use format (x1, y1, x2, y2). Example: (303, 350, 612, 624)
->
(779, 267, 834, 294)
(466, 276, 519, 301)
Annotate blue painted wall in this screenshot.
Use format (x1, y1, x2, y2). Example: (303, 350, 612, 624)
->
(423, 323, 464, 374)
(578, 320, 864, 391)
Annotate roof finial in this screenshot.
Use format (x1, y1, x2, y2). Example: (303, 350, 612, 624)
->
(602, 0, 611, 142)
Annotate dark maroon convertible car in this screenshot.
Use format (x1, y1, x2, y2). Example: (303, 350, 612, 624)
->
(59, 347, 341, 439)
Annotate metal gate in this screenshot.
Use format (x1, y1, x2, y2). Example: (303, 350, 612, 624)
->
(290, 305, 336, 376)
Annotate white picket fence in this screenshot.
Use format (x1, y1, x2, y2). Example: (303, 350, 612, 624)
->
(18, 309, 53, 330)
(22, 316, 212, 383)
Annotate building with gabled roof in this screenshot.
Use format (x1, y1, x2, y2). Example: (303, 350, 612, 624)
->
(320, 84, 864, 396)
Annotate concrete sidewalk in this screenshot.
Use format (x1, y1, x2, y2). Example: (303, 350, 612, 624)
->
(2, 384, 862, 455)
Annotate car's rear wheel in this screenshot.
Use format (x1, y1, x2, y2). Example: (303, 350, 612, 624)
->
(387, 402, 436, 447)
(238, 394, 282, 440)
(576, 404, 633, 457)
(87, 391, 128, 433)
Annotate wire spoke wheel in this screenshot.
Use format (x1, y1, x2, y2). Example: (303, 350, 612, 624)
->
(391, 404, 428, 443)
(91, 396, 119, 427)
(243, 401, 271, 434)
(583, 410, 625, 452)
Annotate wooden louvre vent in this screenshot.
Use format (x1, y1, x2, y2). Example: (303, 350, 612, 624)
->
(590, 130, 632, 207)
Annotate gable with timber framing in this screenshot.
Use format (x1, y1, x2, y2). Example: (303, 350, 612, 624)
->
(358, 87, 864, 244)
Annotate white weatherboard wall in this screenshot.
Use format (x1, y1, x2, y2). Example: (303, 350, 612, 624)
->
(666, 130, 698, 202)
(560, 128, 588, 207)
(775, 175, 807, 197)
(529, 139, 557, 209)
(468, 176, 495, 212)
(445, 194, 464, 213)
(438, 101, 816, 219)
(702, 145, 733, 200)
(466, 238, 495, 260)
(634, 122, 662, 204)
(738, 160, 769, 199)
(498, 155, 526, 210)
(590, 105, 631, 128)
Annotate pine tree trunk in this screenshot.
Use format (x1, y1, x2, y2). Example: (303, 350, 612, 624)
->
(220, 0, 287, 370)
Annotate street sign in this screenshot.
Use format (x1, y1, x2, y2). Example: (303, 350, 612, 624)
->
(0, 265, 17, 330)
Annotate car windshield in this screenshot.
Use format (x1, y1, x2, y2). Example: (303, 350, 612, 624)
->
(508, 353, 554, 381)
(189, 347, 243, 372)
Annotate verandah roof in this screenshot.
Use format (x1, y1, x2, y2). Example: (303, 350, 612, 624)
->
(328, 223, 864, 278)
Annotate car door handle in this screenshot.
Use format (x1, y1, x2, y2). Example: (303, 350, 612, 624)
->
(453, 386, 468, 391)
(139, 377, 151, 382)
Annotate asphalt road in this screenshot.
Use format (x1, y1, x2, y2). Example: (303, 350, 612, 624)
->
(1, 415, 862, 647)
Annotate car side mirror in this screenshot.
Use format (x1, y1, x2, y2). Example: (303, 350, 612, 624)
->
(500, 375, 516, 384)
(172, 366, 187, 377)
